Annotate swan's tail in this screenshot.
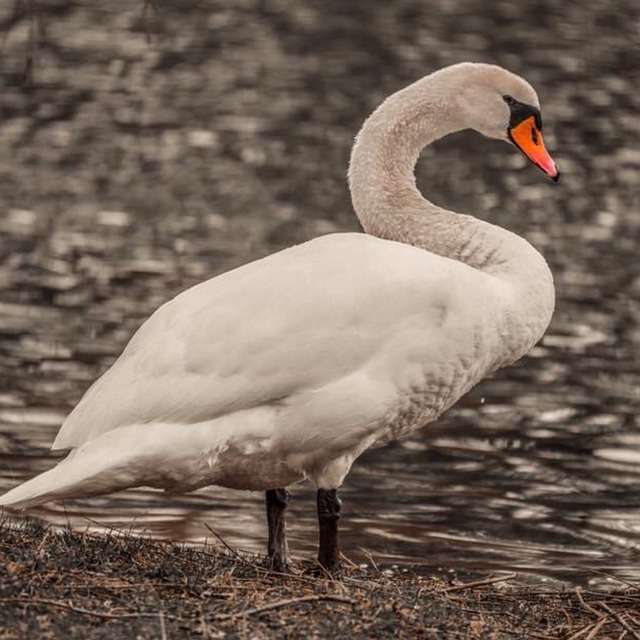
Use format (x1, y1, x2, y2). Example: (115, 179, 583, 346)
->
(0, 460, 77, 509)
(0, 420, 233, 511)
(0, 443, 141, 510)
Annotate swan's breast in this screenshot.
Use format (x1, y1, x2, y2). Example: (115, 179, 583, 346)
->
(211, 445, 304, 490)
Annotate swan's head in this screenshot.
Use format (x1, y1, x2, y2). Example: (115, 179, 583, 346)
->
(452, 63, 559, 181)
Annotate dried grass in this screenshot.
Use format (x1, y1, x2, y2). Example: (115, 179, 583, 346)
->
(1, 519, 638, 639)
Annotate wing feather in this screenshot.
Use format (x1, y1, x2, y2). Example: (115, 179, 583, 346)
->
(54, 233, 492, 449)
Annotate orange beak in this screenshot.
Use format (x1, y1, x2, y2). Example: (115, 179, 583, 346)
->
(508, 116, 559, 181)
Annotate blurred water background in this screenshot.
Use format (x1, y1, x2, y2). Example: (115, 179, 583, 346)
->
(0, 0, 639, 587)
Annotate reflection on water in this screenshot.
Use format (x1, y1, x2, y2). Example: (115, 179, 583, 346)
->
(1, 0, 639, 587)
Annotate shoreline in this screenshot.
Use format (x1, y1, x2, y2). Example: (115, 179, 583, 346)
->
(1, 519, 638, 639)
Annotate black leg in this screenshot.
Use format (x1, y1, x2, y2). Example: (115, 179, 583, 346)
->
(265, 488, 290, 572)
(317, 488, 342, 571)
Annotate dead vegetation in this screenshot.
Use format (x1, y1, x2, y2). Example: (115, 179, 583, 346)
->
(0, 519, 638, 639)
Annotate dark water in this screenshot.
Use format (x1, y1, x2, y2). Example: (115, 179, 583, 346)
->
(0, 1, 639, 587)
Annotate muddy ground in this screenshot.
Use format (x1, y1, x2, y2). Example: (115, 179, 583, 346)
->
(1, 521, 639, 640)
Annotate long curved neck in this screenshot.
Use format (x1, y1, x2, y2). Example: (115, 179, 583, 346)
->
(348, 70, 555, 362)
(348, 73, 541, 279)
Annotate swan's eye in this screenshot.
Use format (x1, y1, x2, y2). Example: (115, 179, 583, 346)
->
(503, 95, 516, 106)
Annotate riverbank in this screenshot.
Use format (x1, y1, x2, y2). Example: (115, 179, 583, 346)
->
(1, 520, 638, 639)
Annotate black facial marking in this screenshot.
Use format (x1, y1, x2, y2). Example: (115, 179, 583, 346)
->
(503, 95, 542, 130)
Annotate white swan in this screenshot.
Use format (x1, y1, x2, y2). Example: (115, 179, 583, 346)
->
(0, 63, 559, 571)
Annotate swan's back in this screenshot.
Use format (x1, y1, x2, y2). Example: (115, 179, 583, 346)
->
(54, 232, 510, 451)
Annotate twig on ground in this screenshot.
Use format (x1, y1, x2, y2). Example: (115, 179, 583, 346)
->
(360, 548, 379, 573)
(598, 601, 640, 640)
(584, 617, 610, 640)
(304, 560, 351, 595)
(339, 553, 359, 570)
(204, 524, 255, 567)
(444, 572, 518, 593)
(0, 597, 184, 622)
(566, 619, 606, 640)
(576, 588, 602, 618)
(215, 594, 356, 621)
(341, 575, 381, 591)
(203, 523, 322, 587)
